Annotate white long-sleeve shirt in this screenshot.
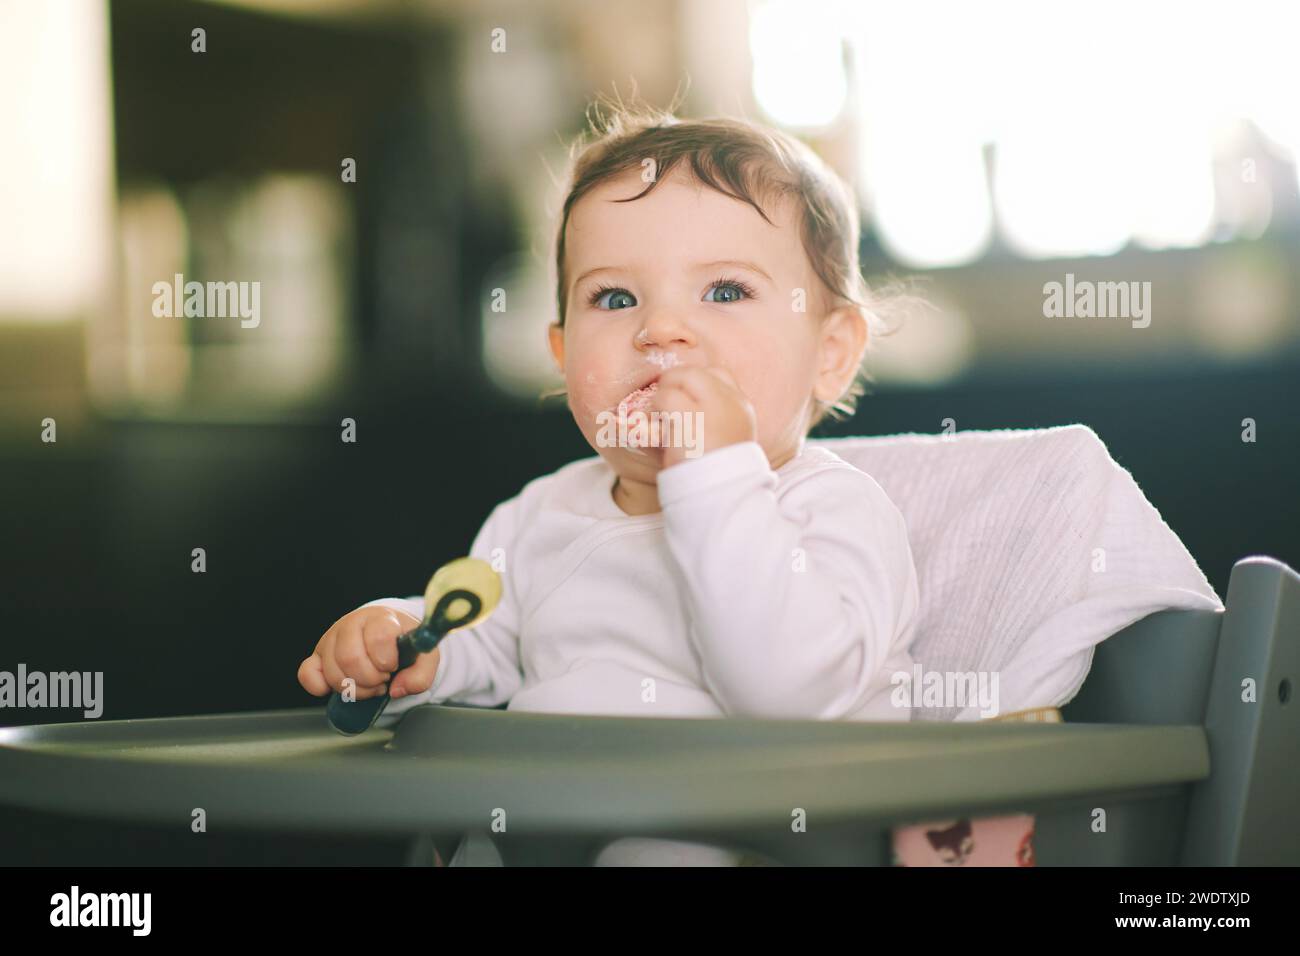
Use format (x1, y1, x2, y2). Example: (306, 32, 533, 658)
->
(363, 439, 920, 723)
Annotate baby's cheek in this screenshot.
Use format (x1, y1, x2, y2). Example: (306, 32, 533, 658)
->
(564, 382, 603, 430)
(578, 396, 611, 434)
(566, 364, 605, 410)
(749, 380, 810, 440)
(771, 363, 817, 411)
(736, 376, 781, 420)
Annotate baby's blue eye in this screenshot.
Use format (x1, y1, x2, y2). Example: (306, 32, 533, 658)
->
(591, 288, 636, 310)
(704, 281, 750, 304)
(587, 276, 756, 310)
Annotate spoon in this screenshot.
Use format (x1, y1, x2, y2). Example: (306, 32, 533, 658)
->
(326, 557, 502, 735)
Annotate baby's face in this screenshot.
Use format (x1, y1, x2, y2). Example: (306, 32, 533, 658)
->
(550, 165, 857, 480)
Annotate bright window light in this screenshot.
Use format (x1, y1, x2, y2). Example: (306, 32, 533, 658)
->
(750, 0, 849, 130)
(830, 0, 1300, 263)
(0, 0, 114, 319)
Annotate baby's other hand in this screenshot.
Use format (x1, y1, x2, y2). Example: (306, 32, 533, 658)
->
(653, 365, 757, 469)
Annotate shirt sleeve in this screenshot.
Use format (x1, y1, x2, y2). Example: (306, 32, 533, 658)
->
(657, 440, 919, 721)
(359, 498, 524, 714)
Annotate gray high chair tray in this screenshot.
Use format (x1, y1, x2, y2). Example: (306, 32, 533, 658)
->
(1, 557, 1295, 866)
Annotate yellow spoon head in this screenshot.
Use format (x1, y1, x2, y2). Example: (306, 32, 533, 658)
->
(421, 557, 502, 632)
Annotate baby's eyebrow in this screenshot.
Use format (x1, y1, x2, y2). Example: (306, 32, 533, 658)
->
(571, 259, 773, 292)
(696, 259, 774, 283)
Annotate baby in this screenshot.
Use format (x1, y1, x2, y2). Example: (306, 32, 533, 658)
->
(298, 105, 921, 866)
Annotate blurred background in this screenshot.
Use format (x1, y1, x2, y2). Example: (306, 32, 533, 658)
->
(0, 0, 1296, 860)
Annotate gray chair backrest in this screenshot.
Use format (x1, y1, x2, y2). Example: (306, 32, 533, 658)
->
(1061, 607, 1223, 725)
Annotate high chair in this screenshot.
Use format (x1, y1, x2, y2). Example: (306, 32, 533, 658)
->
(0, 426, 1294, 866)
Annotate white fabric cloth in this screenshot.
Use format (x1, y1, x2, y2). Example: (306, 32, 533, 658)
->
(812, 425, 1224, 720)
(364, 438, 920, 723)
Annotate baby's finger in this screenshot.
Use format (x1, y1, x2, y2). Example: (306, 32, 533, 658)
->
(652, 379, 700, 414)
(298, 654, 329, 696)
(390, 650, 441, 699)
(318, 629, 347, 691)
(655, 368, 706, 405)
(702, 366, 741, 391)
(351, 680, 389, 701)
(336, 621, 390, 688)
(363, 610, 413, 673)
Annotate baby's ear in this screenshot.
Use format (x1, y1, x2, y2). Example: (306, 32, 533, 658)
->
(547, 322, 566, 372)
(814, 304, 868, 401)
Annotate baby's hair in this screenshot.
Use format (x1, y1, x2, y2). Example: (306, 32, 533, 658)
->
(549, 91, 916, 431)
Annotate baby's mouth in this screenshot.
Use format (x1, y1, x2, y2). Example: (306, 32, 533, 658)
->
(616, 378, 659, 417)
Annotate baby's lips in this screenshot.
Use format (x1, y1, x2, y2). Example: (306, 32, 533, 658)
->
(615, 384, 667, 450)
(617, 380, 660, 416)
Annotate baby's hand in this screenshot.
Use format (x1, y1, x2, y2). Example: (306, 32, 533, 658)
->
(653, 365, 757, 469)
(298, 606, 441, 701)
